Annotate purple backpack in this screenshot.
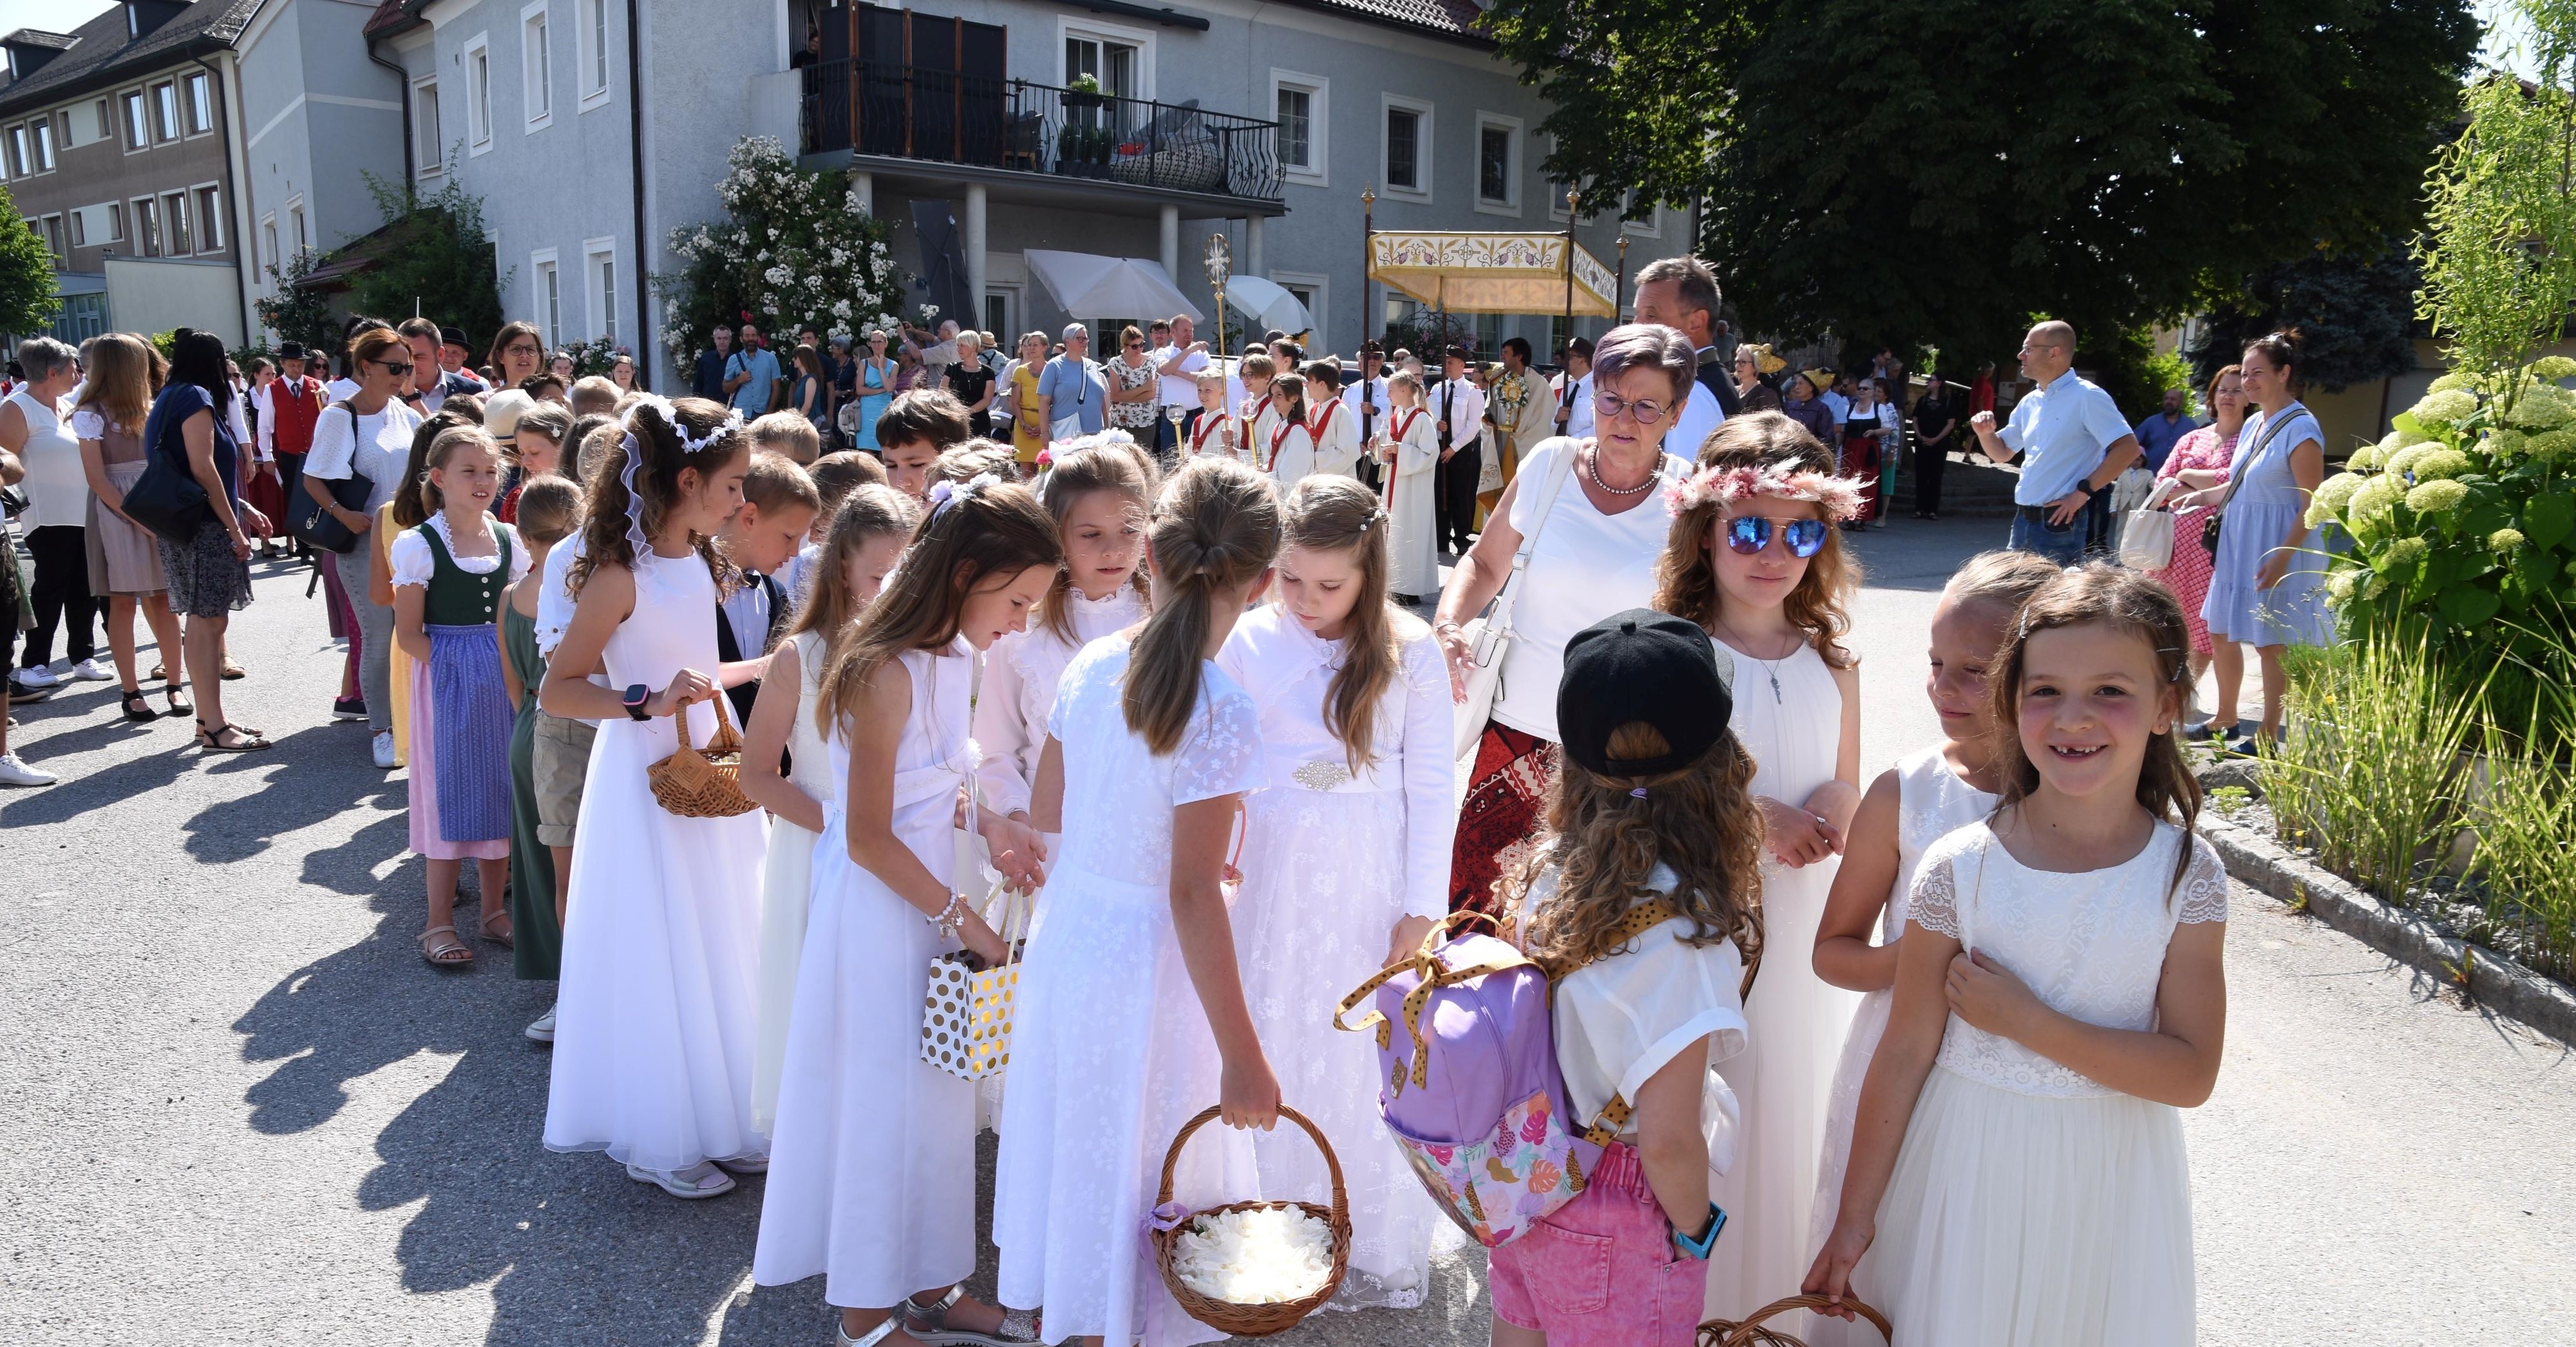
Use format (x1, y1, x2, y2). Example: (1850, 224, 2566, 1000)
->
(1335, 909, 1673, 1249)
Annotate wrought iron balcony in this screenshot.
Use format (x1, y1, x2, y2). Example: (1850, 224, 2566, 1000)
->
(800, 60, 1283, 204)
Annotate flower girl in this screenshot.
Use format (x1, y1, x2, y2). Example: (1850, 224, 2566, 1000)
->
(1651, 414, 1865, 1324)
(1807, 563, 2225, 1344)
(540, 396, 768, 1199)
(753, 473, 1060, 1346)
(1375, 370, 1441, 600)
(740, 483, 920, 1135)
(1801, 548, 2056, 1344)
(994, 457, 1283, 1347)
(1214, 474, 1449, 1309)
(975, 434, 1152, 855)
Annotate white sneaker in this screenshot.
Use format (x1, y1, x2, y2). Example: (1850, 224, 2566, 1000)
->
(524, 1005, 557, 1043)
(70, 658, 115, 682)
(0, 752, 56, 787)
(625, 1160, 737, 1199)
(12, 665, 58, 689)
(371, 731, 398, 769)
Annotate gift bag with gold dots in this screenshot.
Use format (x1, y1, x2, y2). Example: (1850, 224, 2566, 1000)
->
(919, 885, 1028, 1082)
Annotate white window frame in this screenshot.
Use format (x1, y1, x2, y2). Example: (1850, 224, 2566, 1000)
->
(4, 124, 25, 179)
(583, 235, 617, 343)
(131, 195, 161, 255)
(287, 195, 307, 252)
(151, 80, 179, 142)
(465, 32, 494, 154)
(577, 0, 612, 110)
(1474, 112, 1522, 217)
(260, 213, 278, 274)
(39, 213, 63, 264)
(1269, 270, 1328, 345)
(107, 200, 125, 242)
(191, 182, 223, 254)
(31, 116, 54, 173)
(70, 207, 88, 249)
(162, 189, 192, 255)
(1055, 17, 1157, 102)
(412, 76, 443, 175)
(183, 71, 215, 137)
(89, 98, 112, 146)
(531, 247, 562, 348)
(1269, 69, 1327, 188)
(1378, 94, 1432, 204)
(120, 87, 149, 152)
(521, 3, 553, 133)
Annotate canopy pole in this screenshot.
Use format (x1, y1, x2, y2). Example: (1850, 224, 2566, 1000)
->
(1560, 189, 1579, 358)
(1362, 186, 1377, 356)
(1615, 234, 1630, 323)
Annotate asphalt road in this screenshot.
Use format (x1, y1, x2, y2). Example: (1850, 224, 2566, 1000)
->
(4, 524, 2570, 1344)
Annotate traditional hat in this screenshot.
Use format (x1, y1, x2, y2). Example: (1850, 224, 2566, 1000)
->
(1744, 342, 1786, 375)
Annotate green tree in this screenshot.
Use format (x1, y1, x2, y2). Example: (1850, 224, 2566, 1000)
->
(253, 247, 342, 357)
(0, 183, 61, 337)
(2188, 242, 2422, 394)
(348, 166, 505, 351)
(1482, 0, 2478, 368)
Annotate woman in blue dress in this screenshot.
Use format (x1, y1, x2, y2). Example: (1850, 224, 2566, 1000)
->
(2188, 330, 2327, 754)
(850, 329, 895, 451)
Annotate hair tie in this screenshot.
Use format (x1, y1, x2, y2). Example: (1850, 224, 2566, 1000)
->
(928, 471, 1002, 519)
(1357, 507, 1384, 534)
(1629, 786, 1649, 799)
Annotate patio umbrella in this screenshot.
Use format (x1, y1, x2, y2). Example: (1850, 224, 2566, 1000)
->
(1223, 276, 1311, 337)
(1024, 250, 1204, 325)
(911, 201, 977, 330)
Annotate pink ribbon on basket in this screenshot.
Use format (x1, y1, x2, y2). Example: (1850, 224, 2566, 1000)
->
(1146, 1201, 1193, 1234)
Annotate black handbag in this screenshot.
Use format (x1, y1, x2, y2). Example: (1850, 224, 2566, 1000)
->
(288, 405, 374, 554)
(121, 447, 212, 545)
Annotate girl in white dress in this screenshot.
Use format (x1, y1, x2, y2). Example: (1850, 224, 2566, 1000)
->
(1262, 373, 1318, 489)
(1652, 416, 1866, 1326)
(975, 436, 1152, 860)
(740, 484, 920, 1135)
(994, 457, 1284, 1347)
(1806, 564, 2225, 1345)
(754, 473, 1061, 1347)
(1375, 370, 1441, 599)
(1801, 550, 2057, 1345)
(540, 396, 770, 1200)
(1214, 475, 1449, 1311)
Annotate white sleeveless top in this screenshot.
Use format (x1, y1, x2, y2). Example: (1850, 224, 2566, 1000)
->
(1911, 821, 2227, 1097)
(784, 629, 838, 805)
(1489, 437, 1687, 742)
(822, 636, 977, 871)
(8, 388, 87, 528)
(1887, 744, 1999, 936)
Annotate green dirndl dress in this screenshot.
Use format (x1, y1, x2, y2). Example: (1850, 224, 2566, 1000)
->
(502, 601, 561, 979)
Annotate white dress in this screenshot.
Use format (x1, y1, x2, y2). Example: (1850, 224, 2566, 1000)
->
(974, 586, 1148, 822)
(1706, 638, 1856, 1326)
(1382, 406, 1441, 597)
(1859, 821, 2221, 1345)
(1805, 746, 1995, 1346)
(754, 639, 982, 1307)
(992, 638, 1266, 1347)
(749, 629, 839, 1135)
(1214, 608, 1451, 1311)
(544, 550, 772, 1173)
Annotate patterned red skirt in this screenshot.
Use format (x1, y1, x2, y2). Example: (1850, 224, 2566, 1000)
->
(1450, 720, 1559, 917)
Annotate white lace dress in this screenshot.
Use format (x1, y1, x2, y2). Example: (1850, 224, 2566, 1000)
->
(1806, 746, 1995, 1346)
(1707, 638, 1857, 1326)
(974, 585, 1148, 851)
(1214, 607, 1451, 1311)
(992, 638, 1266, 1347)
(750, 629, 839, 1135)
(754, 640, 981, 1306)
(1858, 821, 2223, 1344)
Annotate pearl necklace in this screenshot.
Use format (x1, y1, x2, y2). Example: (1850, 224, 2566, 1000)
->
(1584, 443, 1658, 497)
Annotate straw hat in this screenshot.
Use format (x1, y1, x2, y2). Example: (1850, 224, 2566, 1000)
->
(1801, 368, 1835, 394)
(1742, 343, 1786, 376)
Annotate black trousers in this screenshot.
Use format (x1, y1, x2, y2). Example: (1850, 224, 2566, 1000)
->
(1913, 441, 1947, 515)
(23, 524, 98, 667)
(1435, 447, 1482, 553)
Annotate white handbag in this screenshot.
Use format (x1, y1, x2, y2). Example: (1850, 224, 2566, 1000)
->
(2118, 478, 2182, 572)
(1452, 438, 1582, 762)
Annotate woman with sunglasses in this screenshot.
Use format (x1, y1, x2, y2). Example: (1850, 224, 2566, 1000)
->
(1433, 323, 1697, 917)
(1104, 324, 1161, 443)
(304, 327, 425, 768)
(1652, 412, 1866, 1328)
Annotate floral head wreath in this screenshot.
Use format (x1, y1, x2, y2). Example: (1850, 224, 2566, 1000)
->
(1665, 456, 1867, 523)
(614, 397, 746, 551)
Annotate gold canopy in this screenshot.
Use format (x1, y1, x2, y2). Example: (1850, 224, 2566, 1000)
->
(1366, 231, 1619, 318)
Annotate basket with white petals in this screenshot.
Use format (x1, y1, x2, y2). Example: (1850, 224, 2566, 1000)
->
(1151, 1104, 1350, 1336)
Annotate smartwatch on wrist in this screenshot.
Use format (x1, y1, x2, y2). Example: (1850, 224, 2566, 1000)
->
(1672, 1203, 1727, 1261)
(623, 684, 653, 722)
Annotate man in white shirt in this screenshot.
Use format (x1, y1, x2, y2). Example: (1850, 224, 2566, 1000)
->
(1149, 314, 1210, 464)
(1340, 343, 1390, 489)
(1559, 337, 1596, 440)
(1629, 258, 1729, 458)
(1971, 320, 2141, 564)
(1431, 347, 1488, 554)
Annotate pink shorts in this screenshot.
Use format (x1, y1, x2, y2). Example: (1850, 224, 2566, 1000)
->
(1486, 1141, 1709, 1346)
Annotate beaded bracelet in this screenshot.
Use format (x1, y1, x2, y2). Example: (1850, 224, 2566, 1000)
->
(926, 891, 968, 940)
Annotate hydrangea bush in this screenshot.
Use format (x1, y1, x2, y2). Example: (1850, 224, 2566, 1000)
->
(2305, 357, 2576, 647)
(650, 137, 906, 367)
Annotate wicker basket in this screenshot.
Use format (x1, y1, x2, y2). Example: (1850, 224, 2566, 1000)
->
(1151, 1104, 1350, 1337)
(646, 693, 759, 819)
(1698, 1294, 1891, 1346)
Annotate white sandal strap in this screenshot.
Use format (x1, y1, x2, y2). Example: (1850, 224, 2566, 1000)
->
(836, 1316, 904, 1347)
(903, 1287, 964, 1317)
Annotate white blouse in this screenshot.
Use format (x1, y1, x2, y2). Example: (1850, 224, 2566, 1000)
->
(8, 390, 86, 528)
(390, 513, 533, 587)
(1488, 436, 1687, 742)
(1528, 862, 1750, 1147)
(1214, 605, 1456, 922)
(973, 584, 1146, 817)
(304, 398, 423, 514)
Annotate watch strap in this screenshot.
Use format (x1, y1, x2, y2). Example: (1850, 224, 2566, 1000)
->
(1674, 1202, 1727, 1260)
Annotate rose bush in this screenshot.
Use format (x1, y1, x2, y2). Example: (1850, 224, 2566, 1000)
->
(650, 137, 906, 366)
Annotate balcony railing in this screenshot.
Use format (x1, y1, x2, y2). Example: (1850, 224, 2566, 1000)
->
(801, 61, 1282, 203)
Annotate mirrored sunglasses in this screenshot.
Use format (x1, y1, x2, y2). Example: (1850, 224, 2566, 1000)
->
(1726, 515, 1829, 558)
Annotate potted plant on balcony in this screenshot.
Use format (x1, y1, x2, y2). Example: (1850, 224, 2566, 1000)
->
(1063, 74, 1107, 111)
(1058, 122, 1115, 176)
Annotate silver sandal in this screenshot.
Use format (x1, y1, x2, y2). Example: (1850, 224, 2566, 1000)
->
(901, 1287, 1040, 1345)
(834, 1315, 904, 1347)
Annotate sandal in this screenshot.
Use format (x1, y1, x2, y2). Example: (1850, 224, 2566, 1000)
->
(221, 660, 246, 681)
(418, 924, 474, 966)
(479, 908, 515, 949)
(902, 1287, 1040, 1345)
(162, 682, 192, 717)
(120, 689, 159, 723)
(194, 720, 272, 753)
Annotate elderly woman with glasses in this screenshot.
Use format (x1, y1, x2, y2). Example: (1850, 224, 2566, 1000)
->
(1432, 322, 1699, 915)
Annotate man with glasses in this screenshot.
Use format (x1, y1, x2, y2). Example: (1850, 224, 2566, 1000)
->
(1971, 319, 2141, 563)
(1432, 346, 1487, 554)
(1035, 323, 1105, 440)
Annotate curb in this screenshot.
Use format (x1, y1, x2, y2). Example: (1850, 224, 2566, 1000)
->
(2196, 810, 2576, 1048)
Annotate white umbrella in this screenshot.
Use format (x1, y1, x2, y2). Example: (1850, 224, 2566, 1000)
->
(1223, 275, 1311, 336)
(1023, 250, 1204, 325)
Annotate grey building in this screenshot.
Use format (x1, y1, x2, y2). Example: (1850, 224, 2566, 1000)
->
(0, 1, 271, 345)
(232, 0, 410, 331)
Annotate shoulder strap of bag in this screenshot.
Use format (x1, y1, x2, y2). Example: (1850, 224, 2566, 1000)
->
(2210, 403, 2304, 518)
(1483, 438, 1582, 642)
